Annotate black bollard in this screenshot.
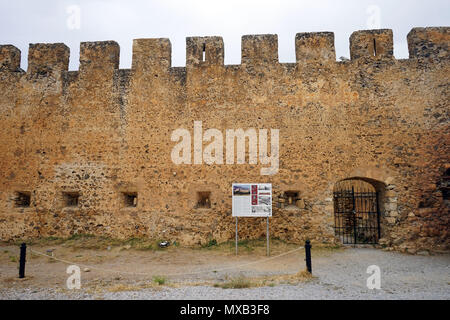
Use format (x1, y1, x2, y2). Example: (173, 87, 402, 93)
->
(305, 240, 312, 274)
(19, 243, 26, 278)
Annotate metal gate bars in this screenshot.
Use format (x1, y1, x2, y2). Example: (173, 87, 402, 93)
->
(333, 179, 381, 244)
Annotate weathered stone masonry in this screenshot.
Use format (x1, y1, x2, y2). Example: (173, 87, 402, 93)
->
(0, 27, 449, 253)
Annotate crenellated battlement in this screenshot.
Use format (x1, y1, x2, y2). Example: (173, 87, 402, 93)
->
(79, 41, 120, 75)
(407, 27, 450, 59)
(295, 32, 335, 63)
(0, 27, 448, 79)
(132, 38, 171, 71)
(241, 34, 279, 66)
(0, 45, 21, 72)
(27, 43, 69, 77)
(350, 29, 394, 60)
(186, 36, 224, 67)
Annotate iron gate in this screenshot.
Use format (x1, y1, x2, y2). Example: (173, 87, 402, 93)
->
(333, 179, 381, 244)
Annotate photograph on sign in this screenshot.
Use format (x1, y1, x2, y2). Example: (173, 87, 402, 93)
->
(233, 184, 251, 196)
(232, 183, 272, 217)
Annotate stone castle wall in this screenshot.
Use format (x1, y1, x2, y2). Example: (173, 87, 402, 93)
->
(0, 27, 448, 253)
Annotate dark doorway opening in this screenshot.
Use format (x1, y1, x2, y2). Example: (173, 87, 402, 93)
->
(333, 179, 381, 244)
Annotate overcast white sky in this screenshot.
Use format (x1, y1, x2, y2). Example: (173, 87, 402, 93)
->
(0, 0, 449, 70)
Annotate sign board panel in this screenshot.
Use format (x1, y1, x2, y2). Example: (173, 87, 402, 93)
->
(232, 183, 272, 217)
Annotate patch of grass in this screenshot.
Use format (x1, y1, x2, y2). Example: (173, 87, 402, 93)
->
(152, 275, 166, 285)
(43, 236, 63, 242)
(107, 284, 141, 293)
(216, 276, 253, 289)
(9, 255, 17, 263)
(237, 239, 254, 252)
(202, 239, 218, 248)
(198, 238, 261, 253)
(4, 234, 165, 251)
(257, 270, 315, 287)
(123, 237, 155, 251)
(8, 236, 66, 247)
(138, 244, 154, 250)
(214, 270, 315, 289)
(67, 234, 96, 241)
(199, 238, 300, 256)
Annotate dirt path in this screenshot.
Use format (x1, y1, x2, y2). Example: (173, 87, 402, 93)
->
(0, 240, 310, 289)
(1, 242, 449, 299)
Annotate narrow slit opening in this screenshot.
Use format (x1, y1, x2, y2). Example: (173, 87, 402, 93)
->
(373, 38, 377, 56)
(202, 43, 206, 62)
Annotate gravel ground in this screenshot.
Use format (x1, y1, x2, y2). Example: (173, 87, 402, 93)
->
(1, 248, 449, 300)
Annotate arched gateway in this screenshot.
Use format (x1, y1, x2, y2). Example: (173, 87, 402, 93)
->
(333, 179, 381, 244)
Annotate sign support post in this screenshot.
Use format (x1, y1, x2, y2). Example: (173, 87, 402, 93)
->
(235, 217, 238, 255)
(266, 217, 270, 256)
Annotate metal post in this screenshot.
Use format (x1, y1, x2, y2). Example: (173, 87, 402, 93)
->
(305, 240, 312, 274)
(266, 217, 270, 256)
(19, 243, 26, 278)
(235, 217, 238, 255)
